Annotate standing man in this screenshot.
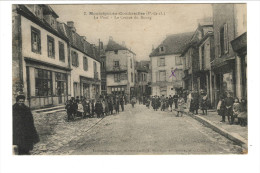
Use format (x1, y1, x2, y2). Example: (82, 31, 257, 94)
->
(168, 95, 173, 112)
(13, 95, 39, 155)
(173, 93, 179, 110)
(120, 95, 125, 112)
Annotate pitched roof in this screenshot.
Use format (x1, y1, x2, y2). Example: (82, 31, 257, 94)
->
(149, 32, 194, 57)
(105, 39, 136, 55)
(63, 23, 100, 61)
(16, 5, 68, 41)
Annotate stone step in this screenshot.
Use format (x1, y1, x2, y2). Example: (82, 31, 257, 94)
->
(34, 105, 65, 113)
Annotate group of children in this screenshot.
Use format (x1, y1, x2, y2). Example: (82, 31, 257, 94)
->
(217, 92, 247, 126)
(65, 95, 125, 121)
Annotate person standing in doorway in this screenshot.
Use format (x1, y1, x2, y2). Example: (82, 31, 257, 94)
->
(13, 95, 39, 155)
(225, 92, 234, 124)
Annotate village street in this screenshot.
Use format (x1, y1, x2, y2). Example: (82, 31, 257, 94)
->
(31, 104, 243, 155)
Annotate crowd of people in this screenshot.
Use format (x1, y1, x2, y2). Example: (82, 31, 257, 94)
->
(65, 94, 127, 121)
(147, 94, 185, 117)
(217, 92, 247, 126)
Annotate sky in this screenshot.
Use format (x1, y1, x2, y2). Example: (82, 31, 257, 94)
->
(51, 4, 213, 61)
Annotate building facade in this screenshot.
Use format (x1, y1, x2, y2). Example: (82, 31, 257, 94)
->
(13, 4, 71, 108)
(181, 19, 215, 107)
(149, 33, 193, 97)
(211, 4, 247, 107)
(63, 21, 101, 100)
(105, 37, 136, 99)
(135, 61, 150, 98)
(12, 4, 101, 109)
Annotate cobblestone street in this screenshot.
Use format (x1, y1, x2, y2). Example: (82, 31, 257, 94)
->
(31, 104, 243, 155)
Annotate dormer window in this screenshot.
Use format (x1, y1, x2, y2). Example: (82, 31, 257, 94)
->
(159, 46, 165, 54)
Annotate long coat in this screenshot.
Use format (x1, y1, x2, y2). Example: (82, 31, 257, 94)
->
(13, 103, 39, 152)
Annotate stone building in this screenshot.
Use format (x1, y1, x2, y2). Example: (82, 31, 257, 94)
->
(105, 37, 136, 99)
(12, 4, 71, 108)
(12, 4, 101, 109)
(212, 4, 247, 106)
(62, 21, 101, 100)
(135, 60, 150, 98)
(149, 32, 193, 97)
(181, 18, 215, 106)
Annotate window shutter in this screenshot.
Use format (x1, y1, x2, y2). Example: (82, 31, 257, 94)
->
(156, 71, 159, 82)
(224, 23, 229, 54)
(218, 30, 221, 57)
(157, 58, 160, 67)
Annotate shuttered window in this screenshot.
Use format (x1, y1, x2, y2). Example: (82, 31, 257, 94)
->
(59, 41, 65, 62)
(83, 56, 88, 71)
(47, 35, 55, 58)
(157, 57, 165, 67)
(71, 51, 79, 67)
(159, 70, 166, 81)
(31, 26, 41, 54)
(219, 23, 228, 56)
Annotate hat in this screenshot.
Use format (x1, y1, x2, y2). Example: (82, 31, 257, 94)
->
(16, 95, 25, 102)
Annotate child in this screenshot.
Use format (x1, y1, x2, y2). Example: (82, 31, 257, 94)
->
(232, 98, 240, 124)
(176, 95, 185, 117)
(77, 100, 84, 119)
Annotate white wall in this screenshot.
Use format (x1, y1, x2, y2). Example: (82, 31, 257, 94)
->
(21, 16, 69, 68)
(235, 4, 247, 37)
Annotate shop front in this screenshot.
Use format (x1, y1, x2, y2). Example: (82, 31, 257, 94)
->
(80, 76, 101, 100)
(24, 58, 71, 109)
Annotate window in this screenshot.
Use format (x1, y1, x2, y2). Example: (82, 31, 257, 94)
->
(31, 27, 41, 54)
(101, 61, 105, 68)
(71, 51, 79, 67)
(158, 57, 165, 66)
(114, 50, 118, 54)
(55, 72, 67, 96)
(131, 73, 133, 82)
(219, 23, 228, 56)
(114, 74, 120, 82)
(59, 41, 65, 62)
(47, 36, 55, 58)
(130, 59, 133, 68)
(83, 56, 88, 71)
(201, 45, 205, 69)
(159, 71, 166, 81)
(159, 46, 165, 53)
(175, 56, 182, 65)
(114, 61, 119, 67)
(35, 68, 52, 96)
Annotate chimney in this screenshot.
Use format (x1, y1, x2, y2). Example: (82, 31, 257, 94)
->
(152, 45, 155, 51)
(109, 36, 113, 41)
(122, 41, 126, 47)
(67, 21, 76, 32)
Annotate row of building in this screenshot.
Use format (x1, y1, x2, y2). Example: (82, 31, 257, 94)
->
(149, 4, 247, 108)
(12, 4, 151, 109)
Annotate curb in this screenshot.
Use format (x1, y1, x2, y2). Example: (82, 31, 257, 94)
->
(185, 111, 248, 150)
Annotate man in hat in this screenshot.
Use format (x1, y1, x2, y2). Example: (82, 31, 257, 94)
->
(13, 95, 39, 155)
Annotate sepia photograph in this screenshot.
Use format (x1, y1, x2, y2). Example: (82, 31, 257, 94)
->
(11, 3, 249, 156)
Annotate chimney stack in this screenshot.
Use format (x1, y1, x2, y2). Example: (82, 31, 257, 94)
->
(152, 45, 154, 51)
(67, 21, 76, 32)
(109, 36, 113, 41)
